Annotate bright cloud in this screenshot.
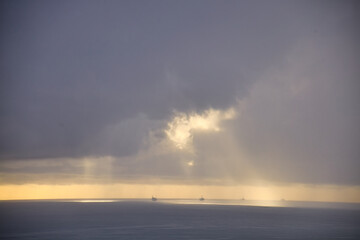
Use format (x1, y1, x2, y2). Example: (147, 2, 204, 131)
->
(165, 108, 236, 150)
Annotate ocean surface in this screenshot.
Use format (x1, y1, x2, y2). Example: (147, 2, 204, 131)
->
(0, 199, 359, 239)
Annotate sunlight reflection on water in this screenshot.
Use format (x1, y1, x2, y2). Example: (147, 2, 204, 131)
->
(160, 199, 285, 208)
(45, 199, 360, 209)
(53, 199, 285, 207)
(65, 199, 121, 203)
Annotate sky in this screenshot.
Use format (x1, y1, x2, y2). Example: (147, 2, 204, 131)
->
(0, 0, 359, 201)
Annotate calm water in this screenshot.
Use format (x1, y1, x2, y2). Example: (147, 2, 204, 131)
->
(0, 199, 359, 239)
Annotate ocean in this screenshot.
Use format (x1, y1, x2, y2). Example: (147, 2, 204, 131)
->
(0, 199, 359, 239)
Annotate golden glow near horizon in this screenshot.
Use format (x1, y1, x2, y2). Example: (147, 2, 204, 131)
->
(1, 183, 359, 203)
(165, 108, 236, 150)
(1, 106, 359, 204)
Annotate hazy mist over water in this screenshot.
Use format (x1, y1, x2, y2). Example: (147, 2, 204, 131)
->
(0, 200, 359, 240)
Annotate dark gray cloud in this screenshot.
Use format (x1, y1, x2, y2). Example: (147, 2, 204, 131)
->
(0, 1, 359, 186)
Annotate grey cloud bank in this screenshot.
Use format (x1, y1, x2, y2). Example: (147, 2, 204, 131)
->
(0, 1, 359, 186)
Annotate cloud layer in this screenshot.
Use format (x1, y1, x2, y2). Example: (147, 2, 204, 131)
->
(0, 1, 359, 186)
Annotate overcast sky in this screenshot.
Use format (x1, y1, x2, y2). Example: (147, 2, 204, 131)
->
(0, 0, 359, 187)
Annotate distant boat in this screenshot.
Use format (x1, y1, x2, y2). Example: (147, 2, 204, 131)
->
(242, 197, 245, 201)
(152, 196, 157, 201)
(199, 196, 205, 201)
